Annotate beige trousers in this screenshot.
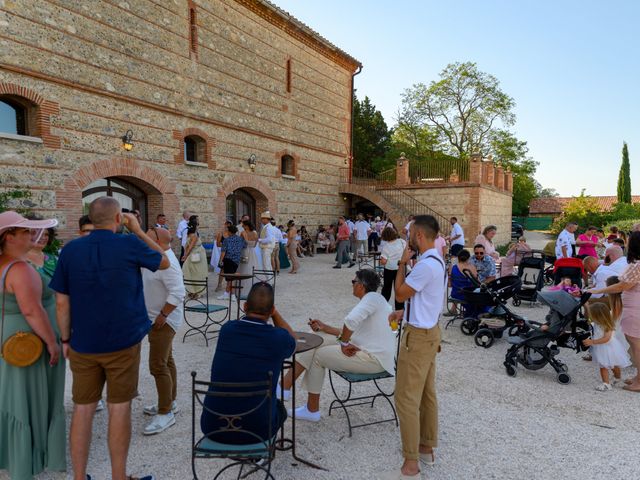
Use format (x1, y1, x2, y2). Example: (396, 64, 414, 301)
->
(395, 323, 441, 460)
(296, 332, 386, 394)
(260, 246, 274, 271)
(148, 323, 177, 414)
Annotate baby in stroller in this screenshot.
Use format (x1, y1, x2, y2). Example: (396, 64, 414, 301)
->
(548, 276, 581, 294)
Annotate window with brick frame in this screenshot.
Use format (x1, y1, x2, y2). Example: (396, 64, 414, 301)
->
(281, 154, 295, 177)
(184, 135, 206, 163)
(189, 6, 198, 57)
(286, 58, 292, 93)
(0, 96, 37, 136)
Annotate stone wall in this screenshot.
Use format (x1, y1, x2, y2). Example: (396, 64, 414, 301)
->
(0, 0, 359, 241)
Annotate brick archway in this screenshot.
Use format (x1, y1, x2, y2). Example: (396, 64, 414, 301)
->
(0, 82, 61, 148)
(217, 174, 277, 226)
(55, 158, 179, 239)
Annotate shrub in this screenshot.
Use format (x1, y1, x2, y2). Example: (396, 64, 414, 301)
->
(602, 219, 640, 235)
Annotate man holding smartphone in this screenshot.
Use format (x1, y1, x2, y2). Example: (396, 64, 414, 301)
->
(384, 215, 445, 480)
(51, 196, 169, 480)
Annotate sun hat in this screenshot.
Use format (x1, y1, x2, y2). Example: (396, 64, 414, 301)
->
(0, 211, 58, 235)
(260, 211, 271, 219)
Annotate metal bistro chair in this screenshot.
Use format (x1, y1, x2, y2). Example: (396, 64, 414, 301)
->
(327, 320, 403, 437)
(252, 268, 276, 291)
(183, 278, 229, 347)
(191, 371, 277, 480)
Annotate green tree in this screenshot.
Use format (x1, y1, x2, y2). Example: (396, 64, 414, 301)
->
(617, 141, 631, 203)
(352, 94, 392, 172)
(551, 190, 605, 233)
(399, 62, 515, 158)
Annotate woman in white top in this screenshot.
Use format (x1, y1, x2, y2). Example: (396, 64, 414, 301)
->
(280, 269, 395, 422)
(380, 227, 407, 310)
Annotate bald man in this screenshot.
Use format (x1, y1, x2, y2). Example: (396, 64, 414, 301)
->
(50, 196, 169, 480)
(142, 227, 186, 435)
(584, 247, 627, 300)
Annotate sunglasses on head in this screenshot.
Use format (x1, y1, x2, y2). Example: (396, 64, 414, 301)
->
(351, 279, 360, 285)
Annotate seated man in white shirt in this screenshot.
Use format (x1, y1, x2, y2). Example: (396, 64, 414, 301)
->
(279, 269, 395, 422)
(586, 246, 628, 299)
(606, 245, 628, 276)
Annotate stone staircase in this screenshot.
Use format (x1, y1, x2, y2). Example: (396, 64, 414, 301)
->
(338, 168, 452, 235)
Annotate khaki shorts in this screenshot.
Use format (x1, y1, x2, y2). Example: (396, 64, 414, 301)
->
(69, 342, 141, 404)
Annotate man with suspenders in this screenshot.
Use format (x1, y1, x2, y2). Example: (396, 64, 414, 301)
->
(383, 215, 445, 480)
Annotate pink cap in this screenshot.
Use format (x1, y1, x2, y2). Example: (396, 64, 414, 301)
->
(0, 211, 58, 235)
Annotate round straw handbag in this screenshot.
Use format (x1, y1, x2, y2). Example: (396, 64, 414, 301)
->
(1, 261, 44, 367)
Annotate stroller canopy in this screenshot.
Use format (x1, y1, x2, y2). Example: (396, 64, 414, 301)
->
(537, 290, 580, 316)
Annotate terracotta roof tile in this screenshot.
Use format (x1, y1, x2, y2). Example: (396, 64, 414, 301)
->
(529, 196, 640, 214)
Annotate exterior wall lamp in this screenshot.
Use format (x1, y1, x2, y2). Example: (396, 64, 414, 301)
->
(121, 129, 134, 151)
(248, 153, 257, 171)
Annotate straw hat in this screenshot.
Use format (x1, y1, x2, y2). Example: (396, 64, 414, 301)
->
(260, 211, 271, 219)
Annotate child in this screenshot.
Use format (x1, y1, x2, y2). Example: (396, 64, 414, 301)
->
(549, 277, 581, 294)
(582, 302, 631, 391)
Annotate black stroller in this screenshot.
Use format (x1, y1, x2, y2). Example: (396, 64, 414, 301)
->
(503, 290, 591, 384)
(459, 274, 529, 348)
(512, 254, 546, 306)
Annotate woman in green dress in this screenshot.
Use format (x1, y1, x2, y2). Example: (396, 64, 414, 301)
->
(0, 212, 65, 480)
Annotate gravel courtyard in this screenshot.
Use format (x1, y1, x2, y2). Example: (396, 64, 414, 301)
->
(8, 252, 640, 480)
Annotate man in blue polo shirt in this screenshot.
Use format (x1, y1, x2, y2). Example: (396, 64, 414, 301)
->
(50, 196, 169, 480)
(201, 282, 296, 444)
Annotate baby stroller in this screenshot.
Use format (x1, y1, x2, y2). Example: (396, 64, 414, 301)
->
(503, 290, 591, 384)
(512, 254, 546, 306)
(553, 257, 584, 288)
(459, 274, 529, 348)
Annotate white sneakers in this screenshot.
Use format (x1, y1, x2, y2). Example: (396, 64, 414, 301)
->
(143, 412, 175, 435)
(287, 405, 321, 422)
(143, 400, 179, 416)
(216, 292, 237, 301)
(143, 401, 179, 435)
(595, 382, 612, 392)
(275, 383, 291, 401)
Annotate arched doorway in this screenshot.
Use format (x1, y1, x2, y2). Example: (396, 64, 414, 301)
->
(225, 188, 256, 225)
(82, 177, 150, 229)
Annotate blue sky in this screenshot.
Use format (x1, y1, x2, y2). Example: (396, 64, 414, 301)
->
(277, 0, 640, 197)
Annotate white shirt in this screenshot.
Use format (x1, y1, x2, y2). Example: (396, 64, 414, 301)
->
(258, 223, 277, 247)
(591, 265, 616, 298)
(404, 221, 414, 240)
(344, 292, 395, 374)
(381, 238, 407, 270)
(404, 248, 446, 329)
(346, 220, 355, 234)
(355, 220, 370, 241)
(142, 249, 186, 332)
(176, 219, 189, 247)
(450, 223, 464, 246)
(609, 256, 629, 276)
(236, 223, 244, 236)
(273, 227, 283, 243)
(555, 229, 575, 258)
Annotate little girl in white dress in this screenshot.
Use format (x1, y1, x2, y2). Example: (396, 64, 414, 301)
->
(583, 302, 631, 391)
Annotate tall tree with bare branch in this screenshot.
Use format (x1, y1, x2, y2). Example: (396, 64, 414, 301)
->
(399, 62, 516, 158)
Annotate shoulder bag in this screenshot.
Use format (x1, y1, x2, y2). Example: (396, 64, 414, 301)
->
(1, 261, 44, 367)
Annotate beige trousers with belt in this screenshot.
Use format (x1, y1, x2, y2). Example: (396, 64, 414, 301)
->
(395, 323, 441, 460)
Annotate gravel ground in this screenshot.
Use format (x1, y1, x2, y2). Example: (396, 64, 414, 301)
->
(5, 253, 640, 480)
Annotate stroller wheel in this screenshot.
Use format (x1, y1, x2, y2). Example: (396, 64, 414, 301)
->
(474, 328, 494, 348)
(460, 318, 478, 336)
(505, 364, 517, 377)
(512, 298, 521, 307)
(557, 372, 571, 385)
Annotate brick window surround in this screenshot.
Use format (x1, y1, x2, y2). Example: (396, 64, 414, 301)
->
(0, 82, 61, 148)
(172, 128, 214, 168)
(276, 150, 299, 179)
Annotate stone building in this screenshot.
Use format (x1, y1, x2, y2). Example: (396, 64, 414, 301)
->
(0, 0, 361, 240)
(0, 0, 513, 246)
